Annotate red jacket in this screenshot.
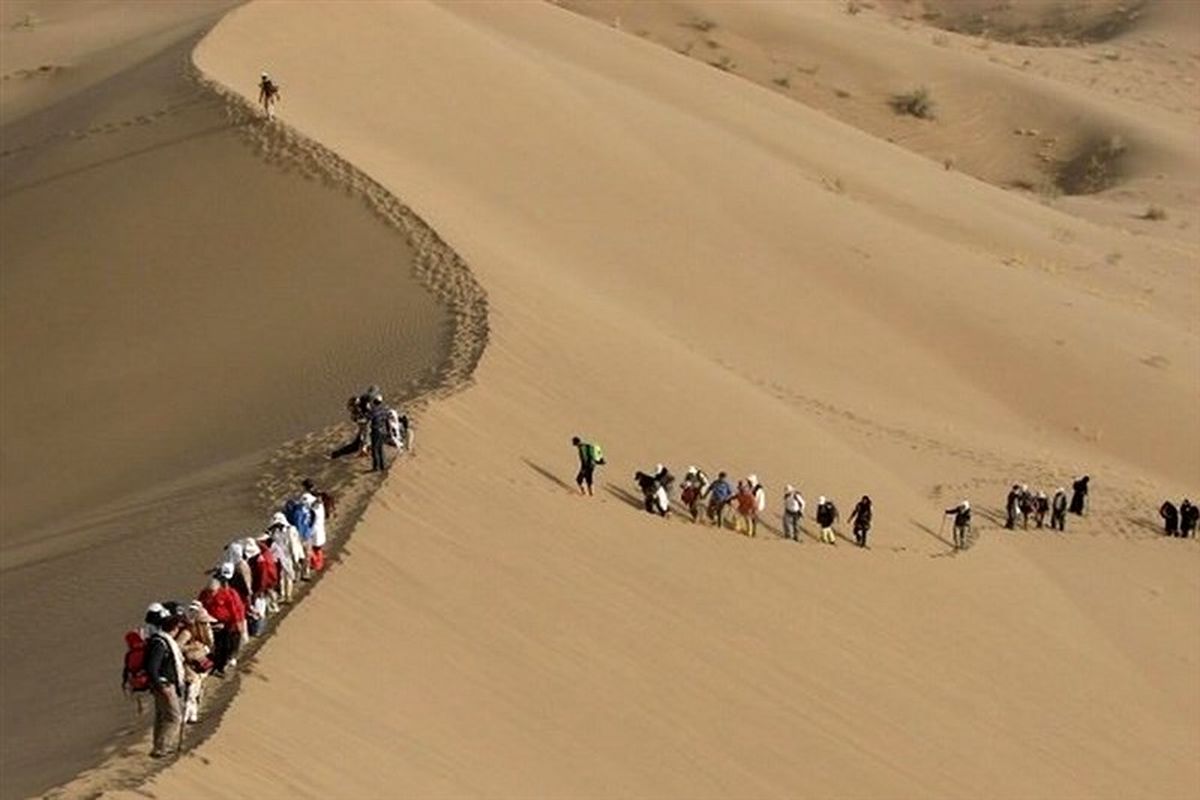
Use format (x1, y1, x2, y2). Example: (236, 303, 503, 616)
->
(251, 543, 279, 594)
(199, 585, 246, 626)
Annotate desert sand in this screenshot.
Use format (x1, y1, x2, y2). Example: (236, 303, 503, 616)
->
(4, 1, 1198, 799)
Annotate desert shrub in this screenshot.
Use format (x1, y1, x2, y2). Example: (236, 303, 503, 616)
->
(890, 86, 935, 119)
(1054, 134, 1126, 195)
(1141, 205, 1167, 221)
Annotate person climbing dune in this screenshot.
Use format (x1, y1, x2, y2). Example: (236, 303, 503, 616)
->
(258, 71, 280, 119)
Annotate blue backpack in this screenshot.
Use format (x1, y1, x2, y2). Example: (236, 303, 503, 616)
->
(283, 498, 314, 540)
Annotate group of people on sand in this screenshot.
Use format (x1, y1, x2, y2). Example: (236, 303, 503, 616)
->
(123, 478, 336, 758)
(330, 384, 411, 471)
(573, 437, 875, 548)
(1003, 476, 1087, 532)
(124, 384, 410, 759)
(1159, 498, 1198, 538)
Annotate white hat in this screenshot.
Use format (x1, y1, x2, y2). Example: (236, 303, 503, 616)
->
(227, 541, 244, 561)
(961, 500, 970, 510)
(655, 464, 664, 474)
(748, 474, 758, 485)
(242, 538, 261, 558)
(687, 466, 697, 474)
(270, 511, 288, 528)
(818, 496, 826, 504)
(785, 485, 795, 493)
(217, 562, 235, 580)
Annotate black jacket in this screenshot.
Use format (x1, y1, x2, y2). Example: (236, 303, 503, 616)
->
(144, 632, 182, 695)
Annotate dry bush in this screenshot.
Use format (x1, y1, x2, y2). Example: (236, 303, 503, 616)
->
(1141, 205, 1168, 221)
(890, 86, 935, 119)
(1054, 134, 1126, 195)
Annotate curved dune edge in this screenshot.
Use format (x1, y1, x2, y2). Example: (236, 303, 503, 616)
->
(192, 66, 490, 403)
(39, 31, 490, 800)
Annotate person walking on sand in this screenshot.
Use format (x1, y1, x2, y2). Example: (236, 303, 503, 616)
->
(1050, 487, 1068, 532)
(1033, 491, 1049, 529)
(849, 495, 872, 548)
(1160, 500, 1179, 537)
(782, 485, 805, 541)
(816, 496, 839, 545)
(331, 388, 377, 459)
(732, 481, 756, 536)
(258, 72, 280, 119)
(144, 610, 185, 758)
(1004, 484, 1021, 530)
(1069, 475, 1089, 516)
(945, 500, 971, 549)
(572, 436, 603, 496)
(749, 475, 766, 538)
(707, 471, 733, 528)
(680, 467, 709, 522)
(198, 563, 246, 675)
(1018, 485, 1033, 530)
(368, 395, 393, 473)
(1181, 499, 1198, 539)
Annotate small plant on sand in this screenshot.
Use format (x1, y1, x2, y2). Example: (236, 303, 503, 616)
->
(773, 75, 791, 89)
(846, 0, 863, 15)
(890, 86, 936, 119)
(1141, 205, 1168, 221)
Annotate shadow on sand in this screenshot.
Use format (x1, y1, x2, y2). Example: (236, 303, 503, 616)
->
(521, 458, 576, 493)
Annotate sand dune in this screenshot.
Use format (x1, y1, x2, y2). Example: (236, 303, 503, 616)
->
(0, 6, 456, 797)
(14, 0, 1199, 798)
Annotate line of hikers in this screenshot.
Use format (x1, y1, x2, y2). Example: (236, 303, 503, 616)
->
(124, 386, 409, 759)
(1159, 498, 1198, 538)
(574, 438, 872, 547)
(123, 478, 336, 757)
(1003, 476, 1088, 532)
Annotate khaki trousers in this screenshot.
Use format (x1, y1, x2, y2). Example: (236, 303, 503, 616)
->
(152, 688, 182, 755)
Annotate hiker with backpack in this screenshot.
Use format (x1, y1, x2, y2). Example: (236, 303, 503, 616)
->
(816, 497, 839, 545)
(782, 485, 805, 541)
(388, 408, 411, 453)
(143, 607, 186, 757)
(849, 495, 872, 548)
(1050, 488, 1068, 531)
(258, 71, 280, 119)
(749, 475, 766, 537)
(572, 436, 604, 496)
(945, 500, 971, 549)
(283, 495, 316, 580)
(707, 471, 733, 528)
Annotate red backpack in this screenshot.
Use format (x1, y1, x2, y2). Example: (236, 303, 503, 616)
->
(122, 630, 151, 692)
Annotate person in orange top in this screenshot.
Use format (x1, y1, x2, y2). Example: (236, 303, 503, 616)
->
(733, 481, 757, 537)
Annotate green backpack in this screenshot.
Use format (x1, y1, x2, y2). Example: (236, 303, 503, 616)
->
(588, 442, 606, 465)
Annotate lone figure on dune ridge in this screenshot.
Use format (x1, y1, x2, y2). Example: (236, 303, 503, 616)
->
(258, 71, 280, 119)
